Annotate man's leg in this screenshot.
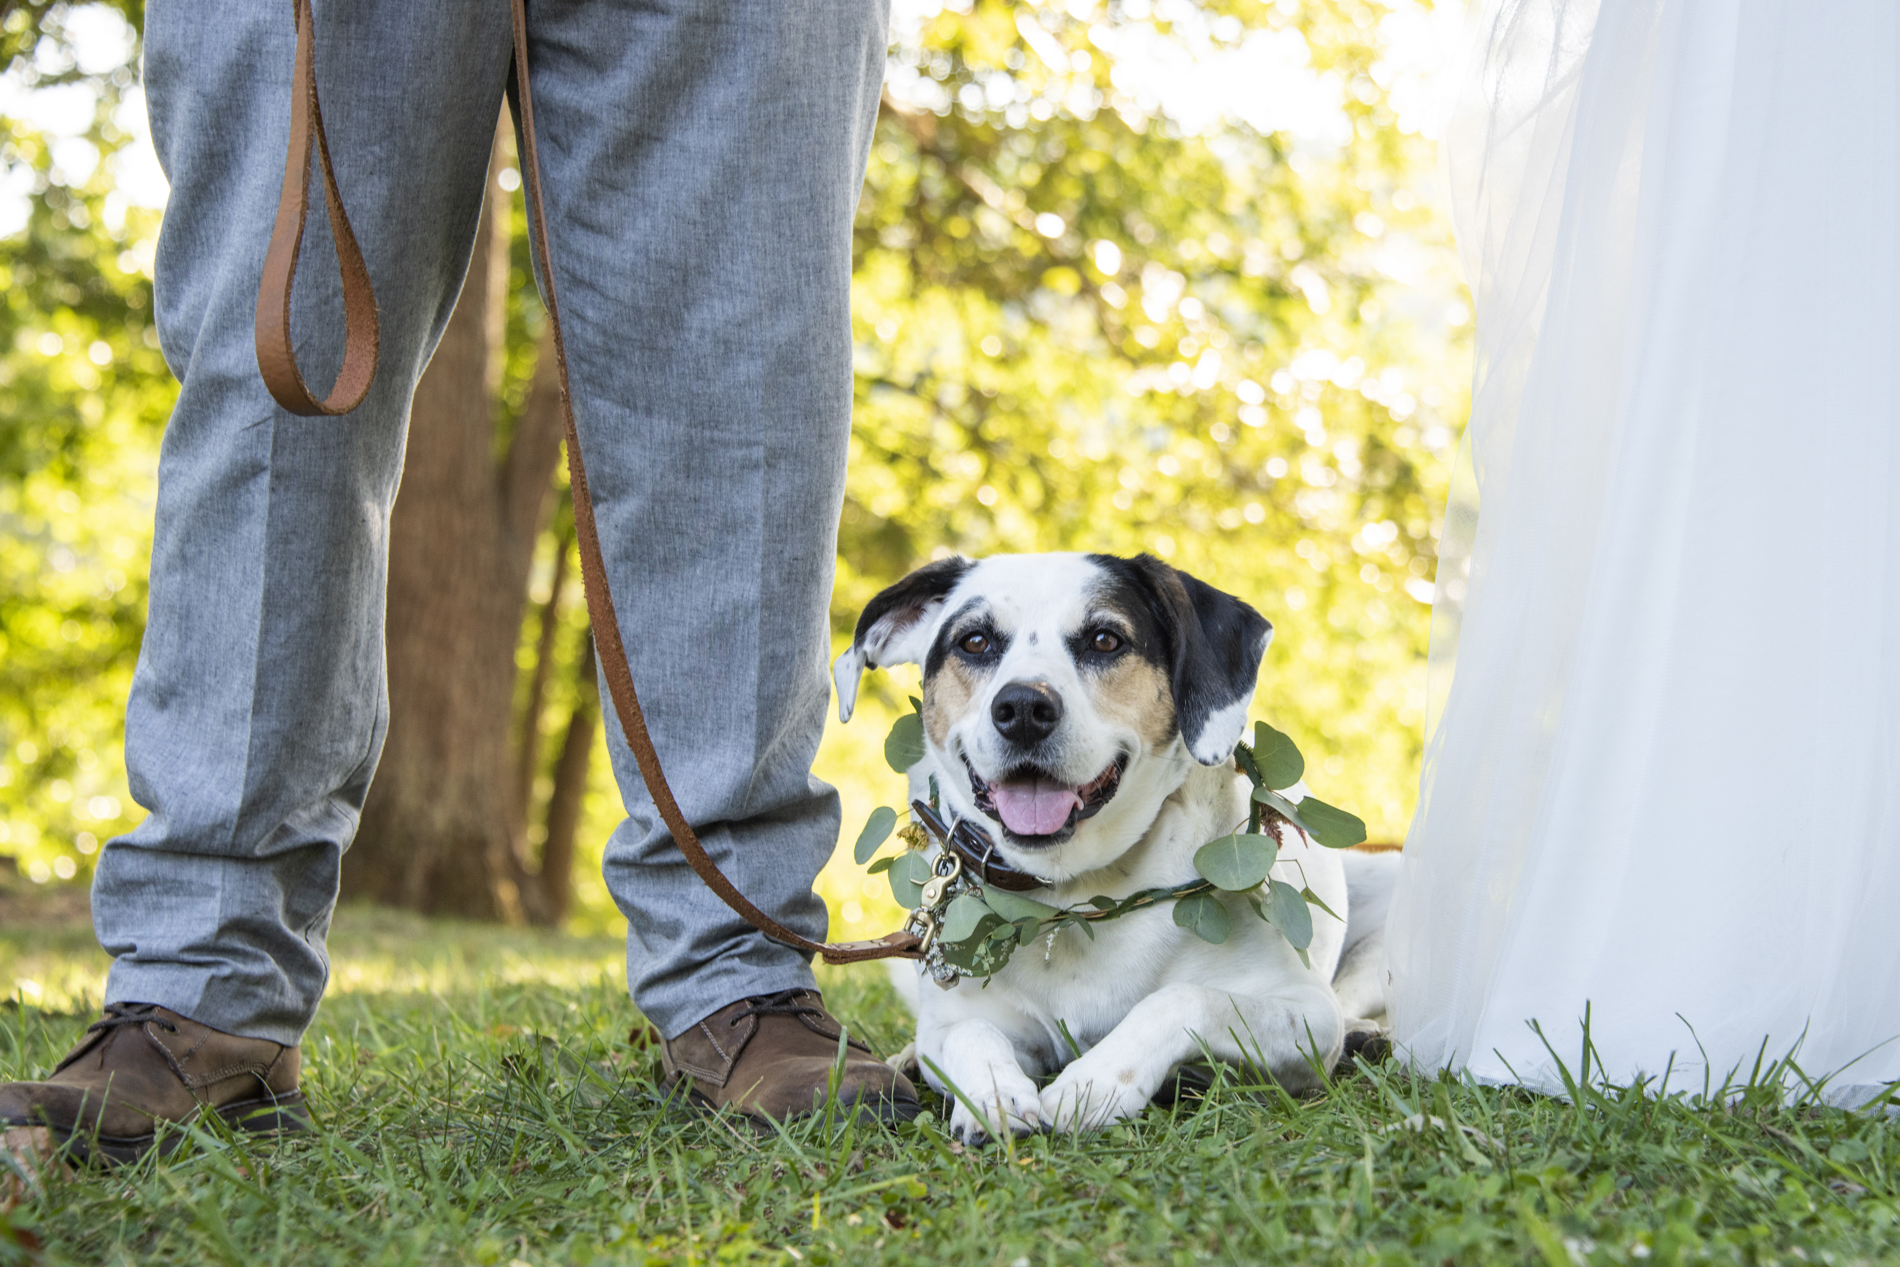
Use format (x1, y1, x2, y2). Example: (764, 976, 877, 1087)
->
(92, 0, 514, 1044)
(523, 1, 889, 1035)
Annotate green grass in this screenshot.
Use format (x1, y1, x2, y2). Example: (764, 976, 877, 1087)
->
(3, 906, 1899, 1266)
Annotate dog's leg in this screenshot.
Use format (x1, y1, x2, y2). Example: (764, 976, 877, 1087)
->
(1331, 926, 1389, 1026)
(1039, 982, 1343, 1133)
(922, 1018, 1044, 1144)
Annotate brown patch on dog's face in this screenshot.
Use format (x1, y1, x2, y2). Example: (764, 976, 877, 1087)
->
(1085, 654, 1176, 751)
(923, 659, 980, 749)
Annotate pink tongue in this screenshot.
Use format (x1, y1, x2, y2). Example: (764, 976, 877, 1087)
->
(991, 780, 1084, 836)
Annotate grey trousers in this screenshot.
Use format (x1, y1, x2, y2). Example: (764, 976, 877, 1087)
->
(95, 0, 889, 1044)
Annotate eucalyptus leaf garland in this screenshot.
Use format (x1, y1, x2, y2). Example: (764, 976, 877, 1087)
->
(883, 694, 927, 773)
(858, 700, 1369, 981)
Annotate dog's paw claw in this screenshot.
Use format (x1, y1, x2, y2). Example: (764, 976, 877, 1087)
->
(1039, 1067, 1149, 1134)
(945, 1068, 1044, 1144)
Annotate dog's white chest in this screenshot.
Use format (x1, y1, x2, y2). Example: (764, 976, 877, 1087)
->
(982, 905, 1195, 1048)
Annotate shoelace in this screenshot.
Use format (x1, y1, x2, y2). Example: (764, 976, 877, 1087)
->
(86, 1002, 177, 1036)
(727, 991, 827, 1028)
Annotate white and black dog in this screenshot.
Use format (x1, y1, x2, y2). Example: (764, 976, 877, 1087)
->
(834, 552, 1396, 1140)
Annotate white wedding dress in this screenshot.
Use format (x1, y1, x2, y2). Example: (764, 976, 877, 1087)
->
(1388, 0, 1900, 1106)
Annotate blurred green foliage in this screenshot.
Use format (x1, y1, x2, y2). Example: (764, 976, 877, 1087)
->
(839, 0, 1467, 840)
(1, 0, 165, 885)
(0, 0, 1466, 912)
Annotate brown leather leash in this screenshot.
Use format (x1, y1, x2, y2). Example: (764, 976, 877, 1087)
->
(254, 0, 921, 965)
(253, 0, 379, 415)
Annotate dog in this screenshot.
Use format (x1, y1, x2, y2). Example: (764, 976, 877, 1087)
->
(833, 552, 1397, 1140)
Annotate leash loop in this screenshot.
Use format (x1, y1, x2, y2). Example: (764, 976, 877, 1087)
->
(256, 0, 922, 965)
(254, 0, 382, 417)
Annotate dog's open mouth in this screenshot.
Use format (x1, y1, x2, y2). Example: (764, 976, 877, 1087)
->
(965, 753, 1126, 843)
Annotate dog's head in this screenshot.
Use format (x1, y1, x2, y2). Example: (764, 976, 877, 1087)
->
(834, 553, 1272, 877)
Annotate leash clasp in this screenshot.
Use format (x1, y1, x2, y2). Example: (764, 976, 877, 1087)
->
(917, 852, 962, 911)
(903, 847, 967, 989)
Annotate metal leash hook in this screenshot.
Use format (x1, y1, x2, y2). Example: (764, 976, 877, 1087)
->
(917, 852, 962, 911)
(903, 849, 968, 989)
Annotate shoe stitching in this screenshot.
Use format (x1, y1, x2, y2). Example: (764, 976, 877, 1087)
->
(661, 1019, 741, 1086)
(696, 1020, 732, 1066)
(181, 1061, 274, 1091)
(174, 1029, 210, 1065)
(153, 1019, 210, 1069)
(140, 1026, 201, 1101)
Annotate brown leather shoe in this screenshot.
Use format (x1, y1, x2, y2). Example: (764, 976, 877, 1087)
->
(0, 1002, 308, 1165)
(660, 990, 919, 1126)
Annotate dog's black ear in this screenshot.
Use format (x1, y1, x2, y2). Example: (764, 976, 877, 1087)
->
(1100, 554, 1273, 765)
(832, 556, 974, 722)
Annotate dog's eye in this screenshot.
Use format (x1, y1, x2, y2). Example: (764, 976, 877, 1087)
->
(1091, 630, 1123, 654)
(959, 632, 991, 655)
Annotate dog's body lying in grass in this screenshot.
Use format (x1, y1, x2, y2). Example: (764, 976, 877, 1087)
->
(835, 552, 1395, 1140)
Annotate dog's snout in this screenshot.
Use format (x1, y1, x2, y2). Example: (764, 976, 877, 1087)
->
(991, 680, 1063, 745)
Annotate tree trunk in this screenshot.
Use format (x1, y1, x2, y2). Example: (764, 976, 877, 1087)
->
(537, 633, 598, 927)
(343, 115, 570, 921)
(514, 524, 571, 834)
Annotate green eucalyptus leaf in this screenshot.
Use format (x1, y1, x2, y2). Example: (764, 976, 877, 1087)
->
(1253, 785, 1303, 819)
(1194, 832, 1279, 892)
(1172, 892, 1231, 944)
(1301, 885, 1343, 923)
(1087, 896, 1119, 911)
(908, 695, 922, 712)
(866, 855, 897, 875)
(884, 712, 926, 772)
(1265, 878, 1314, 951)
(1015, 918, 1042, 947)
(1252, 721, 1305, 790)
(982, 889, 1060, 923)
(939, 893, 994, 943)
(936, 938, 973, 971)
(940, 934, 1011, 975)
(853, 805, 897, 865)
(1254, 787, 1323, 842)
(887, 850, 934, 909)
(1293, 796, 1367, 849)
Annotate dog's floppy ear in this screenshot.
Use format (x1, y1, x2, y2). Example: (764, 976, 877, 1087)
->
(832, 556, 974, 722)
(1107, 554, 1273, 765)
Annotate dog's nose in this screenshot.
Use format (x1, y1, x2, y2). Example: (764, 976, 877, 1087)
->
(991, 680, 1063, 745)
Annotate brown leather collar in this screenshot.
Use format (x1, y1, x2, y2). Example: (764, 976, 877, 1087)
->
(911, 801, 1050, 893)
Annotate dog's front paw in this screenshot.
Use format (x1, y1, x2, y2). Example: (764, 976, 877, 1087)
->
(1342, 1023, 1391, 1064)
(945, 1065, 1044, 1144)
(1039, 1059, 1153, 1134)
